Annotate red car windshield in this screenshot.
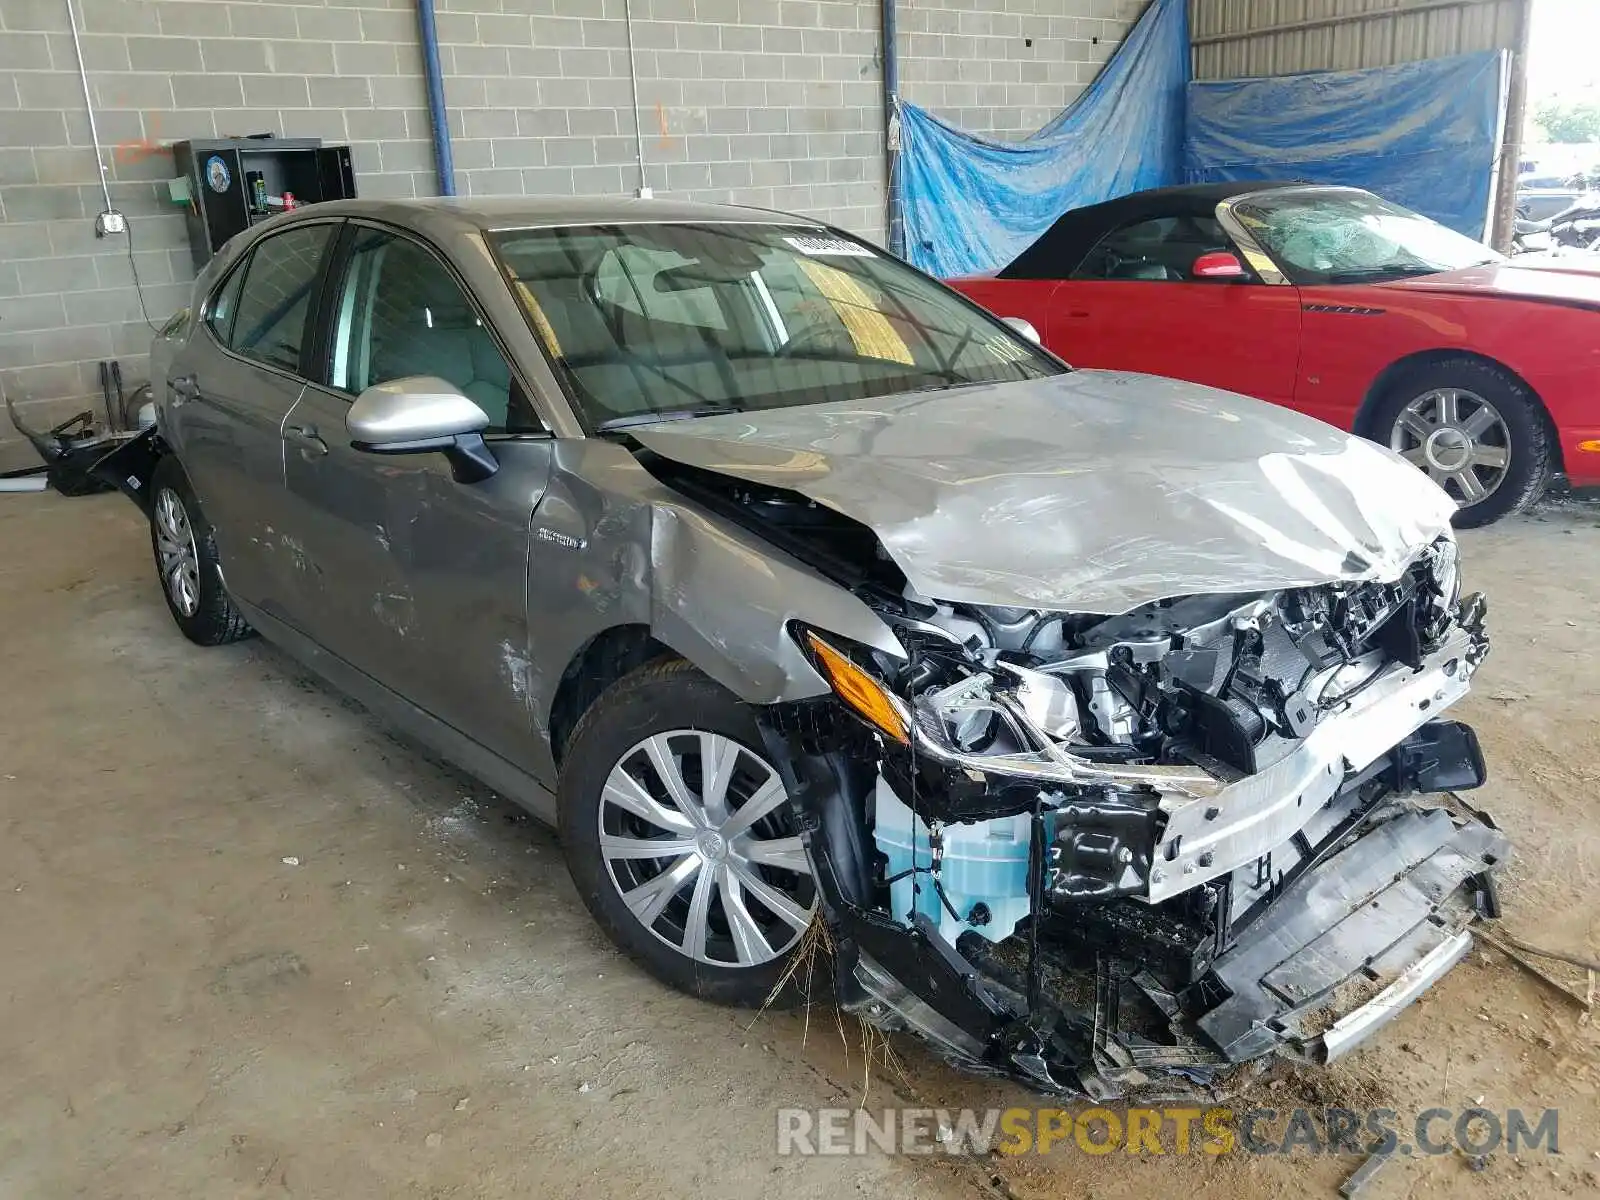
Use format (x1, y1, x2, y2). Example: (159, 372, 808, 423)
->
(1232, 189, 1502, 285)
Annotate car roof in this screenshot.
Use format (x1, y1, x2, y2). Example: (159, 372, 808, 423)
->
(285, 195, 816, 235)
(997, 181, 1311, 280)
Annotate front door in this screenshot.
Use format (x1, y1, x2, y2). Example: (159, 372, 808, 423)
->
(280, 224, 554, 768)
(278, 381, 423, 663)
(170, 223, 337, 614)
(1043, 214, 1304, 405)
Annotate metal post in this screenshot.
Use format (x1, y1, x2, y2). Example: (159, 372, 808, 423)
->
(416, 0, 456, 197)
(882, 0, 903, 257)
(1490, 0, 1533, 252)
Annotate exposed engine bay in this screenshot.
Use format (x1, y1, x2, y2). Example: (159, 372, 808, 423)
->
(648, 455, 1507, 1097)
(880, 535, 1480, 909)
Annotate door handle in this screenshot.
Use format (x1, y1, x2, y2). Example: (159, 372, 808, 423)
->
(170, 374, 199, 403)
(285, 423, 328, 457)
(1066, 310, 1091, 319)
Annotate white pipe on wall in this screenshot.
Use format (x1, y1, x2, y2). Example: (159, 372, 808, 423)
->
(623, 0, 650, 197)
(64, 0, 115, 216)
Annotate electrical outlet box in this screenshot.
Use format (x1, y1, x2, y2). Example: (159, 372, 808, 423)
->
(95, 209, 127, 236)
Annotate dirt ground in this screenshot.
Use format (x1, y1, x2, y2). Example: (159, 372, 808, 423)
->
(2, 491, 1598, 1200)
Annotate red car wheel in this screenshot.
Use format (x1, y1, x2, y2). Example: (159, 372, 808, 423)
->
(1377, 358, 1551, 528)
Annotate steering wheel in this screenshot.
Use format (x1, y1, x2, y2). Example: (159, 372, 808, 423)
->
(776, 322, 843, 358)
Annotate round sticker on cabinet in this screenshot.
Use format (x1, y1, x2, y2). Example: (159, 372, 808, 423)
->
(204, 155, 231, 193)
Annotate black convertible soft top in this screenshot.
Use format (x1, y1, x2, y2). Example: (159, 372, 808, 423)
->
(996, 182, 1299, 280)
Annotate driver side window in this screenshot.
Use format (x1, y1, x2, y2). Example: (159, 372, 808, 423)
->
(1074, 215, 1231, 282)
(329, 228, 537, 433)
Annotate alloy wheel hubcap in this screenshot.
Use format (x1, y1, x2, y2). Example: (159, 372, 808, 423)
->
(153, 487, 201, 617)
(695, 829, 729, 862)
(598, 730, 816, 967)
(1390, 388, 1511, 507)
(1423, 426, 1471, 472)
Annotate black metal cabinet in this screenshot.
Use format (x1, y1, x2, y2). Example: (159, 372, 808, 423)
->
(173, 138, 357, 270)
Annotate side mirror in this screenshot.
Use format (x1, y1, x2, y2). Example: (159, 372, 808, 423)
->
(347, 376, 498, 483)
(1192, 251, 1248, 281)
(1001, 316, 1042, 344)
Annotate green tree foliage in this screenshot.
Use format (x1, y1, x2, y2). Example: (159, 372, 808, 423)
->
(1533, 99, 1600, 144)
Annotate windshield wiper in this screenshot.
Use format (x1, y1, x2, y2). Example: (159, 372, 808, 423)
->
(897, 379, 990, 395)
(596, 407, 745, 433)
(1325, 265, 1445, 283)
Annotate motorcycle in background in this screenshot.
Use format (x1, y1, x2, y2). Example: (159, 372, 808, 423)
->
(1514, 171, 1600, 255)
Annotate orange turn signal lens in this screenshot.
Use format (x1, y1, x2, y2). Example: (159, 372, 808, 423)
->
(1578, 439, 1600, 454)
(805, 632, 910, 744)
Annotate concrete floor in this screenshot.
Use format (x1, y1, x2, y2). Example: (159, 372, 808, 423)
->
(3, 492, 1599, 1200)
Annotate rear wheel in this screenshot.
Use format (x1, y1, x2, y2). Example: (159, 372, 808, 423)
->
(1374, 358, 1549, 528)
(558, 660, 818, 1006)
(148, 457, 254, 645)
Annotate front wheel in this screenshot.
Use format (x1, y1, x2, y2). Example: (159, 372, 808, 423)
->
(558, 660, 818, 1006)
(1374, 358, 1550, 528)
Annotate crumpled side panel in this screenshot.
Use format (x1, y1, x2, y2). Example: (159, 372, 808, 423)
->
(898, 0, 1189, 278)
(647, 502, 904, 705)
(524, 441, 903, 734)
(1185, 51, 1506, 241)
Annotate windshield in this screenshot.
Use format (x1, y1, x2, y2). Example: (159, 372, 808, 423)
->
(490, 223, 1060, 430)
(1231, 188, 1502, 285)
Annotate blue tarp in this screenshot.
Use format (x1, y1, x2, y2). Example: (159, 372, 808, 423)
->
(1185, 52, 1506, 241)
(896, 0, 1189, 277)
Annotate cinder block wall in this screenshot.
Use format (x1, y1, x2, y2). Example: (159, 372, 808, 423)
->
(0, 0, 1136, 457)
(901, 1, 1125, 136)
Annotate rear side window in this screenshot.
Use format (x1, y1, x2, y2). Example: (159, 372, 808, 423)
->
(206, 265, 246, 343)
(228, 225, 334, 373)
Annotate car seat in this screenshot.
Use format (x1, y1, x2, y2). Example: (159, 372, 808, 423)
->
(1108, 260, 1180, 281)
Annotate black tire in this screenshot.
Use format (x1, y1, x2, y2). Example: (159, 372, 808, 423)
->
(147, 456, 254, 646)
(558, 659, 817, 1007)
(1370, 357, 1550, 529)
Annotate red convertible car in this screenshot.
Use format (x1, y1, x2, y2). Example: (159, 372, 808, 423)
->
(950, 183, 1600, 526)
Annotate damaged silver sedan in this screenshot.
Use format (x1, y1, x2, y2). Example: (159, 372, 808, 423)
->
(121, 197, 1506, 1097)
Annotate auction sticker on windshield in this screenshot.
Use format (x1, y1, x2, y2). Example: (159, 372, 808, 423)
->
(785, 235, 875, 257)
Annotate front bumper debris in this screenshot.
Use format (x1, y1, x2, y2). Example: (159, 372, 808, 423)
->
(4, 394, 159, 508)
(1197, 802, 1506, 1064)
(834, 795, 1506, 1098)
(769, 698, 1507, 1098)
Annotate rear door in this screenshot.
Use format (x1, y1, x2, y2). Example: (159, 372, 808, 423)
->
(281, 222, 554, 766)
(1045, 214, 1303, 405)
(166, 221, 338, 615)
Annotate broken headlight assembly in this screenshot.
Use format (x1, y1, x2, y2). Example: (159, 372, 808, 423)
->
(770, 538, 1504, 1098)
(798, 629, 910, 745)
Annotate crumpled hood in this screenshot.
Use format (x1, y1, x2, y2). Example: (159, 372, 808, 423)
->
(632, 370, 1456, 614)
